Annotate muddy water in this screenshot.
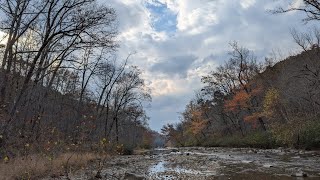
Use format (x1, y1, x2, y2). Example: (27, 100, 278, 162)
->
(55, 147, 320, 179)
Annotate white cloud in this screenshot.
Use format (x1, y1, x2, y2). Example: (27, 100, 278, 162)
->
(149, 78, 187, 97)
(241, 0, 256, 9)
(291, 0, 304, 9)
(102, 0, 315, 131)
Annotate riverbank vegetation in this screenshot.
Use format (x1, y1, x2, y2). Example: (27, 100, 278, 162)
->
(0, 1, 157, 174)
(162, 1, 320, 150)
(162, 45, 320, 149)
(163, 44, 320, 149)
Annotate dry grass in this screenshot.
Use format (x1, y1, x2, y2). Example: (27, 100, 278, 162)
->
(0, 152, 104, 180)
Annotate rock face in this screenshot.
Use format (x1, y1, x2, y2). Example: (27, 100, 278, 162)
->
(123, 172, 146, 180)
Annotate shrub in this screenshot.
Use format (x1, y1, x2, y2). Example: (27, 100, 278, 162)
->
(243, 131, 276, 149)
(300, 120, 320, 149)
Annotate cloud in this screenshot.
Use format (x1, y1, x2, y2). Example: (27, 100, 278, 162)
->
(240, 0, 256, 9)
(102, 0, 318, 131)
(150, 55, 197, 78)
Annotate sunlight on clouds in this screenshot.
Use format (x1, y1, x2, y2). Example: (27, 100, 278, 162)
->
(240, 0, 256, 9)
(116, 1, 169, 43)
(156, 0, 179, 13)
(149, 78, 186, 97)
(176, 1, 219, 34)
(178, 8, 218, 34)
(291, 0, 304, 9)
(106, 0, 315, 130)
(204, 37, 219, 46)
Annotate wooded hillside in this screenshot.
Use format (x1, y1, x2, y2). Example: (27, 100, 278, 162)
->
(0, 0, 155, 159)
(163, 45, 320, 149)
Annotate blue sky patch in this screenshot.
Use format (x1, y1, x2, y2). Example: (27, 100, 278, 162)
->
(145, 0, 177, 34)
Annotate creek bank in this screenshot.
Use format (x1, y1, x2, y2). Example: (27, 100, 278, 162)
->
(43, 147, 320, 180)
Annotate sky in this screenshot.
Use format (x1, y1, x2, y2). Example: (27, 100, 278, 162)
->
(104, 0, 315, 132)
(0, 0, 314, 133)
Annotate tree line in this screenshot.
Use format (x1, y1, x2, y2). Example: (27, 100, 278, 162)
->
(0, 0, 153, 157)
(162, 1, 320, 149)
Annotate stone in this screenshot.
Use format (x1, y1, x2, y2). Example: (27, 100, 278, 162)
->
(291, 172, 308, 177)
(171, 149, 179, 153)
(95, 171, 102, 179)
(123, 172, 146, 180)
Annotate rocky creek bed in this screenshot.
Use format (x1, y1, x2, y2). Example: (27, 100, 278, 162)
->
(44, 147, 320, 179)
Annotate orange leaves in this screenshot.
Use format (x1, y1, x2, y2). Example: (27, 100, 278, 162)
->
(244, 112, 262, 128)
(189, 109, 207, 136)
(224, 82, 264, 113)
(224, 82, 266, 129)
(190, 119, 207, 135)
(224, 90, 250, 112)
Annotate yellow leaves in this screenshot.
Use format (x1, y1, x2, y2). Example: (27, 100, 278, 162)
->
(100, 138, 108, 145)
(4, 156, 9, 163)
(47, 156, 53, 161)
(263, 88, 280, 118)
(116, 144, 124, 155)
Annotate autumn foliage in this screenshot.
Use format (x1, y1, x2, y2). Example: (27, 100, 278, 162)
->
(162, 43, 320, 149)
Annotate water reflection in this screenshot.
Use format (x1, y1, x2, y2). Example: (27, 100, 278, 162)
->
(148, 156, 216, 179)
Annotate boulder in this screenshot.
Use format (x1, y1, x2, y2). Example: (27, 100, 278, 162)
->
(123, 172, 146, 180)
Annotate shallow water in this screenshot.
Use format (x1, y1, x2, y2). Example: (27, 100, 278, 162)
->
(144, 147, 320, 179)
(148, 156, 217, 179)
(44, 147, 320, 179)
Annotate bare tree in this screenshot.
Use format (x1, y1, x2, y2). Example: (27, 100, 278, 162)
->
(273, 0, 320, 22)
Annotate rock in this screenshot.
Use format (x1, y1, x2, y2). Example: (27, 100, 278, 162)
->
(186, 152, 190, 156)
(171, 149, 179, 153)
(291, 172, 308, 177)
(241, 160, 253, 164)
(263, 164, 274, 168)
(265, 155, 272, 158)
(95, 171, 102, 179)
(123, 172, 146, 180)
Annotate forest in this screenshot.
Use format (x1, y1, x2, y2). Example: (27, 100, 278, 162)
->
(162, 1, 320, 150)
(162, 41, 320, 149)
(0, 0, 158, 170)
(0, 0, 320, 179)
(162, 0, 320, 150)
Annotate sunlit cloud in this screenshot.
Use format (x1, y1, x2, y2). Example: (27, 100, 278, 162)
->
(105, 0, 315, 131)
